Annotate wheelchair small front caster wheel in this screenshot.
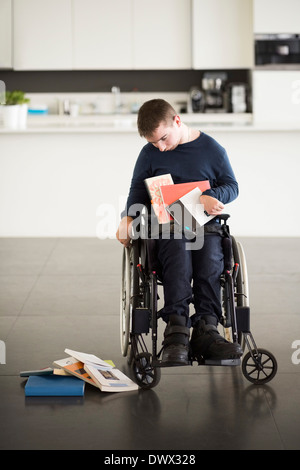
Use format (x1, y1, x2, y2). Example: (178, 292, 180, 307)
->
(132, 352, 161, 390)
(242, 348, 277, 384)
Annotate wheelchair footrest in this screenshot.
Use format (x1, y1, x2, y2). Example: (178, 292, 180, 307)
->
(151, 357, 241, 368)
(152, 359, 193, 368)
(197, 358, 241, 367)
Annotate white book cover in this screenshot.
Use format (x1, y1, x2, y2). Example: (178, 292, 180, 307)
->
(64, 349, 112, 370)
(53, 356, 78, 368)
(166, 187, 215, 232)
(84, 363, 138, 392)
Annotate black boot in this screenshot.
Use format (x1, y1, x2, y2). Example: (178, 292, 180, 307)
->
(161, 314, 190, 366)
(190, 316, 243, 361)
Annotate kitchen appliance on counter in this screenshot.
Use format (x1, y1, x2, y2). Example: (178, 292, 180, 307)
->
(255, 34, 300, 66)
(188, 87, 205, 113)
(226, 83, 249, 113)
(188, 73, 228, 113)
(201, 72, 227, 112)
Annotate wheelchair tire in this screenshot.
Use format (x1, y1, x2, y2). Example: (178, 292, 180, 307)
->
(242, 348, 278, 384)
(231, 237, 249, 307)
(120, 244, 139, 357)
(131, 352, 161, 390)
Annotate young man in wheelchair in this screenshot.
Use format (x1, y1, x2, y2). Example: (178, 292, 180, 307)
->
(116, 99, 243, 367)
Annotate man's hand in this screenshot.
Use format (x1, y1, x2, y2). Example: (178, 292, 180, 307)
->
(200, 195, 224, 216)
(116, 216, 134, 247)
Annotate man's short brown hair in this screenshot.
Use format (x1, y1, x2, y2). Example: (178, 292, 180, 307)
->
(137, 99, 176, 137)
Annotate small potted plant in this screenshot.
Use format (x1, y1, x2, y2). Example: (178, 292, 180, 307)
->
(2, 90, 30, 129)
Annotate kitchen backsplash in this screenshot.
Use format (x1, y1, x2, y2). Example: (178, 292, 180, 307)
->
(25, 92, 190, 116)
(0, 69, 251, 93)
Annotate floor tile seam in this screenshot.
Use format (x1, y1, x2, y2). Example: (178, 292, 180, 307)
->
(263, 388, 287, 450)
(36, 238, 62, 276)
(3, 239, 61, 338)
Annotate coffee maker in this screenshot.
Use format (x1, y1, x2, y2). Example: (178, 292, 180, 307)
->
(201, 72, 227, 112)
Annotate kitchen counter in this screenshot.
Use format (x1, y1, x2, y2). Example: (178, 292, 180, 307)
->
(1, 115, 300, 238)
(1, 112, 300, 133)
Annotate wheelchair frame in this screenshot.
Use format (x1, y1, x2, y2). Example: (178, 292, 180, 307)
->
(120, 215, 277, 389)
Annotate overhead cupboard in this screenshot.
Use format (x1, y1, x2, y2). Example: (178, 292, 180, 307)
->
(192, 0, 253, 69)
(0, 0, 12, 68)
(11, 0, 252, 71)
(253, 0, 300, 33)
(13, 0, 72, 70)
(7, 0, 300, 71)
(13, 0, 191, 70)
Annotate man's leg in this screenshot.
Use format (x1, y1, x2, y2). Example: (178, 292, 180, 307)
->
(191, 232, 224, 325)
(157, 234, 192, 365)
(190, 233, 243, 360)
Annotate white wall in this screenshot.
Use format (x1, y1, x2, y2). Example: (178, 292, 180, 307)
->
(207, 130, 300, 237)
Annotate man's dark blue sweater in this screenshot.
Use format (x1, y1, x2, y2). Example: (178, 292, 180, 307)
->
(123, 132, 238, 218)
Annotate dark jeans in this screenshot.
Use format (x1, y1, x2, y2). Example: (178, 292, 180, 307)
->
(157, 232, 224, 328)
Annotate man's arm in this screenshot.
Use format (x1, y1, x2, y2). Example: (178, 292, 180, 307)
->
(199, 145, 238, 215)
(201, 147, 238, 209)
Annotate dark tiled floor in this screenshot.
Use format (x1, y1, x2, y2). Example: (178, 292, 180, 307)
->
(0, 237, 300, 451)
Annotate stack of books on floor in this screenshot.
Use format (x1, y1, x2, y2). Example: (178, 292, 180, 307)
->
(21, 348, 138, 396)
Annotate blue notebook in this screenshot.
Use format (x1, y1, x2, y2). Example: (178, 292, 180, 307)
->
(25, 375, 85, 396)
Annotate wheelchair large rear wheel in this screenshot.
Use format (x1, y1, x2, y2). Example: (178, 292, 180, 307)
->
(120, 244, 139, 357)
(231, 237, 249, 307)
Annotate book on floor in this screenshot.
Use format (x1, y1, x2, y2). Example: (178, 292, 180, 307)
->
(53, 356, 98, 387)
(84, 363, 138, 392)
(64, 348, 113, 371)
(24, 374, 85, 397)
(20, 367, 54, 377)
(54, 349, 137, 392)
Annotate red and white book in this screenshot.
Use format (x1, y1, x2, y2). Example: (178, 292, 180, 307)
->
(144, 174, 174, 223)
(160, 180, 211, 207)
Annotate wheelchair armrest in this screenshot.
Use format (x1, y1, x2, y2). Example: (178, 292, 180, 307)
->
(218, 214, 230, 222)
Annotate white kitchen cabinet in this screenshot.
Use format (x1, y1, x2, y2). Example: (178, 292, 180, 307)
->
(0, 0, 12, 69)
(73, 0, 191, 70)
(254, 0, 300, 33)
(192, 0, 253, 69)
(252, 70, 300, 125)
(13, 0, 72, 70)
(73, 0, 133, 69)
(133, 0, 191, 69)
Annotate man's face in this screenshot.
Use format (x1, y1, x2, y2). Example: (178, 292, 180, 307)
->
(146, 116, 182, 152)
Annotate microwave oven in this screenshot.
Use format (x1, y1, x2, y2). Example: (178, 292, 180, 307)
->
(255, 34, 300, 66)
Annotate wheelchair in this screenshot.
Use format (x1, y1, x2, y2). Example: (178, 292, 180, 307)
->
(120, 214, 277, 390)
